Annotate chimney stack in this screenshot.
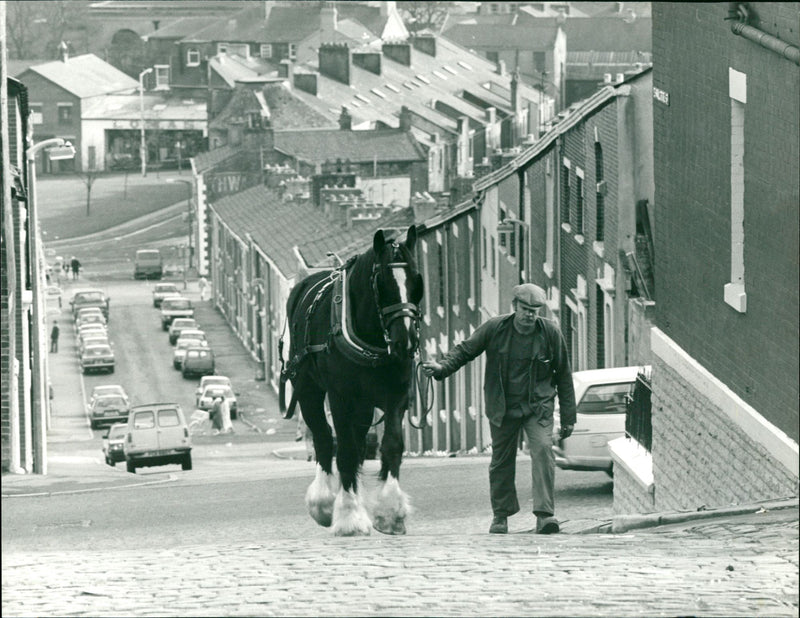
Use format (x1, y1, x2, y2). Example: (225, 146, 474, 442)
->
(382, 41, 411, 66)
(338, 106, 352, 130)
(59, 41, 69, 63)
(319, 43, 351, 85)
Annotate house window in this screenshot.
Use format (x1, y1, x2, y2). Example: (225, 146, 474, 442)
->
(437, 232, 445, 308)
(187, 49, 200, 66)
(289, 43, 297, 60)
(490, 235, 496, 278)
(217, 43, 228, 54)
(561, 159, 571, 224)
(482, 226, 487, 269)
(725, 68, 747, 313)
(575, 168, 584, 234)
(260, 44, 272, 59)
(154, 65, 170, 89)
(29, 103, 43, 124)
(595, 142, 605, 242)
(57, 103, 73, 125)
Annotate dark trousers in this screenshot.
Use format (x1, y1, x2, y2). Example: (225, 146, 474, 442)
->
(489, 413, 555, 518)
(50, 339, 58, 353)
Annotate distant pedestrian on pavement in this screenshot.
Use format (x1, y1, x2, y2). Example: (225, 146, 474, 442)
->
(422, 283, 576, 535)
(63, 260, 70, 279)
(70, 256, 81, 280)
(198, 276, 208, 301)
(49, 321, 60, 353)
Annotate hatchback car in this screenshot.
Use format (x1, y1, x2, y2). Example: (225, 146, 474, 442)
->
(152, 282, 181, 308)
(124, 403, 192, 473)
(80, 343, 115, 374)
(197, 384, 239, 419)
(77, 325, 108, 349)
(78, 334, 110, 357)
(181, 347, 215, 379)
(90, 384, 129, 407)
(173, 337, 207, 369)
(89, 394, 130, 430)
(553, 365, 651, 476)
(176, 329, 207, 345)
(168, 318, 199, 345)
(102, 423, 128, 465)
(194, 375, 233, 407)
(74, 311, 106, 332)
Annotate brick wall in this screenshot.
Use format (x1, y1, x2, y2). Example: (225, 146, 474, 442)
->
(613, 466, 655, 515)
(650, 329, 797, 512)
(653, 2, 800, 442)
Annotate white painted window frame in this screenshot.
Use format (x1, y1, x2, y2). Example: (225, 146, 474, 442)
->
(725, 68, 747, 313)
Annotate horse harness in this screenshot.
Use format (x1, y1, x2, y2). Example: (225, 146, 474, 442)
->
(280, 250, 421, 386)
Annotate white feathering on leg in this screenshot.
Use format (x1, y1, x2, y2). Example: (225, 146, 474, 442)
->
(305, 465, 339, 527)
(372, 475, 411, 534)
(332, 488, 372, 536)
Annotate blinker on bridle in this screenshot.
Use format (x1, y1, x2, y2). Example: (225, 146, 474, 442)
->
(371, 245, 421, 356)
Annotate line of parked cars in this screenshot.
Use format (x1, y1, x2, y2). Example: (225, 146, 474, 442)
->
(71, 289, 115, 378)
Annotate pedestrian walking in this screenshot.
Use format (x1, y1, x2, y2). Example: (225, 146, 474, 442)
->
(70, 256, 81, 280)
(422, 283, 576, 535)
(63, 260, 70, 279)
(198, 276, 208, 301)
(220, 396, 233, 433)
(210, 396, 224, 434)
(49, 320, 60, 353)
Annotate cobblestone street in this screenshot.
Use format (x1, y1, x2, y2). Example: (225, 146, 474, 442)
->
(3, 509, 797, 617)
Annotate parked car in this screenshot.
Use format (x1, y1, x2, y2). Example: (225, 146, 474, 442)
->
(102, 423, 129, 465)
(77, 325, 108, 349)
(152, 282, 181, 308)
(124, 403, 192, 473)
(88, 394, 130, 430)
(553, 365, 651, 476)
(78, 334, 110, 357)
(89, 384, 129, 407)
(181, 347, 215, 379)
(70, 289, 109, 319)
(194, 375, 233, 407)
(160, 297, 194, 330)
(168, 318, 199, 345)
(173, 337, 207, 369)
(176, 329, 207, 345)
(74, 311, 106, 332)
(80, 343, 115, 374)
(75, 306, 104, 322)
(134, 249, 164, 280)
(197, 383, 239, 419)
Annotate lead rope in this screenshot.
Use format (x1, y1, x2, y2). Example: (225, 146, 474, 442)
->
(408, 352, 434, 430)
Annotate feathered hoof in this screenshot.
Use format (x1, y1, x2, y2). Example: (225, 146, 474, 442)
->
(332, 489, 372, 536)
(305, 466, 338, 528)
(373, 515, 407, 535)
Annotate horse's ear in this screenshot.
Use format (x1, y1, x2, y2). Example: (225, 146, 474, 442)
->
(373, 229, 387, 255)
(404, 225, 417, 252)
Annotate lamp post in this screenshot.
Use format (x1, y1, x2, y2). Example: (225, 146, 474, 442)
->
(166, 178, 193, 289)
(139, 67, 153, 177)
(26, 137, 76, 475)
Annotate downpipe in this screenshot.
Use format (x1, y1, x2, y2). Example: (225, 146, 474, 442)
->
(727, 2, 800, 66)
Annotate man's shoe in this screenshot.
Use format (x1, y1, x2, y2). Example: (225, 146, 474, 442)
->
(536, 515, 560, 534)
(489, 515, 508, 534)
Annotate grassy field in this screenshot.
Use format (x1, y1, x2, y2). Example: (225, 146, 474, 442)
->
(37, 171, 188, 241)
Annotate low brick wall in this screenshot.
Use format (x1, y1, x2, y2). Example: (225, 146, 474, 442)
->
(649, 329, 798, 512)
(613, 464, 655, 515)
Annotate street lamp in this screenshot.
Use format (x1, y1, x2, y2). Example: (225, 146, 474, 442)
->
(166, 178, 194, 289)
(26, 137, 76, 475)
(139, 67, 153, 177)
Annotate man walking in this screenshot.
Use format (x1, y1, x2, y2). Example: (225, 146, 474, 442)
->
(70, 256, 81, 280)
(422, 283, 576, 535)
(49, 320, 60, 353)
(198, 276, 208, 301)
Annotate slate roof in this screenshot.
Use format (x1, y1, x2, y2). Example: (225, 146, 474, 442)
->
(208, 54, 276, 87)
(211, 185, 414, 276)
(193, 145, 238, 173)
(81, 94, 207, 121)
(288, 36, 543, 139)
(563, 17, 652, 52)
(209, 82, 335, 130)
(143, 16, 222, 40)
(21, 54, 139, 98)
(442, 21, 560, 50)
(273, 129, 426, 165)
(567, 50, 652, 80)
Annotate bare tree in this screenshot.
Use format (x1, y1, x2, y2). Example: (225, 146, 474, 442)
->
(75, 166, 100, 217)
(398, 1, 454, 34)
(6, 0, 91, 59)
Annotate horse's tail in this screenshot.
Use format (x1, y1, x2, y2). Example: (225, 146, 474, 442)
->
(282, 389, 299, 420)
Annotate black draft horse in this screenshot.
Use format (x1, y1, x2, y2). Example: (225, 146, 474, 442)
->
(281, 226, 423, 536)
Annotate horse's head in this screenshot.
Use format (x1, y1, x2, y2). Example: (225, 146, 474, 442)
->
(371, 225, 424, 360)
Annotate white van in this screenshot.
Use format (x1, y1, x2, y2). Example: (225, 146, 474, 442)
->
(124, 403, 192, 473)
(553, 365, 651, 475)
(133, 249, 163, 280)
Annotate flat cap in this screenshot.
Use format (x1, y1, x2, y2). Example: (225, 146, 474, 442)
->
(513, 283, 546, 307)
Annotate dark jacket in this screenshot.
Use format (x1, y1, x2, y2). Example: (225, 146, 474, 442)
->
(435, 314, 576, 428)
